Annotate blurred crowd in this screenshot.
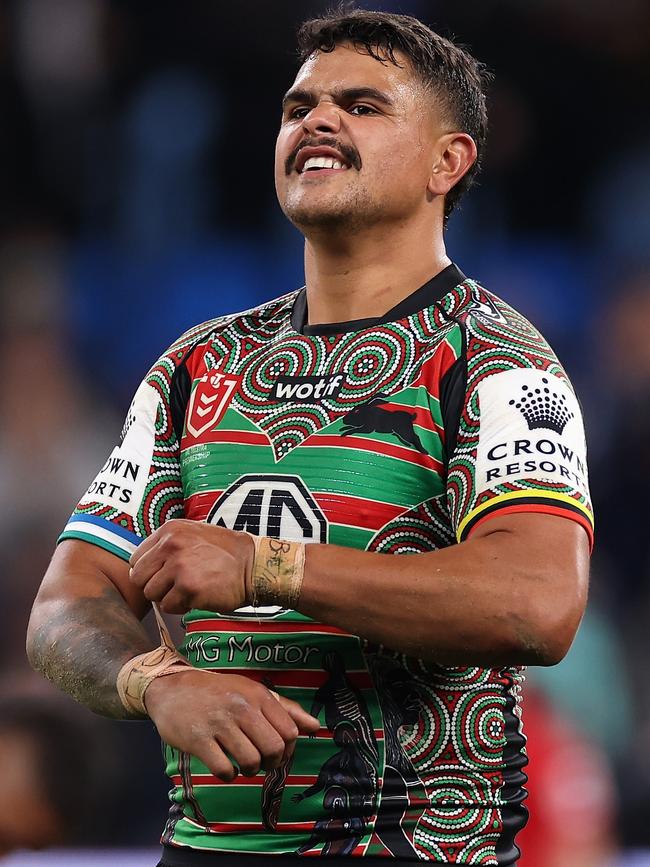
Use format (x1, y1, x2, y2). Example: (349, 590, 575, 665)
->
(0, 0, 648, 862)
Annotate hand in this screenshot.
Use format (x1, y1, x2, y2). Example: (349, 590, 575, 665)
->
(144, 668, 320, 781)
(128, 520, 254, 614)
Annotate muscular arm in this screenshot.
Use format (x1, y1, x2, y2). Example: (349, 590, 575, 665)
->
(26, 540, 153, 719)
(130, 511, 590, 669)
(27, 538, 320, 778)
(298, 513, 590, 667)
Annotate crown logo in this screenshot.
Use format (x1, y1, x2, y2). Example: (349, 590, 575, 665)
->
(509, 377, 574, 434)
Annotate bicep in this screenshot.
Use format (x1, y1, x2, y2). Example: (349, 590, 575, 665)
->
(471, 510, 590, 579)
(470, 512, 590, 656)
(36, 539, 151, 621)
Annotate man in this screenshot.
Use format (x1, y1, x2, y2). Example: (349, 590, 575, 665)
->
(27, 9, 593, 866)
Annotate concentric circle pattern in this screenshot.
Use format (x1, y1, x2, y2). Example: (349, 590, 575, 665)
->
(452, 692, 507, 770)
(368, 497, 454, 554)
(230, 319, 445, 460)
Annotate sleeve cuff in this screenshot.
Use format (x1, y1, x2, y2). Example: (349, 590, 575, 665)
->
(58, 514, 143, 562)
(457, 491, 594, 552)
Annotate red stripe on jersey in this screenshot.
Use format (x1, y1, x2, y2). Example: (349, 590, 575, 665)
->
(184, 491, 406, 530)
(183, 491, 223, 522)
(185, 341, 215, 378)
(410, 339, 457, 395)
(186, 618, 350, 636)
(467, 503, 595, 551)
(310, 727, 384, 739)
(203, 821, 333, 833)
(197, 668, 374, 690)
(313, 492, 405, 530)
(187, 429, 270, 448)
(301, 843, 369, 856)
(307, 435, 442, 470)
(171, 774, 318, 787)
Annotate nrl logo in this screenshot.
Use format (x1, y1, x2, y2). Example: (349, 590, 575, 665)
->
(186, 371, 239, 439)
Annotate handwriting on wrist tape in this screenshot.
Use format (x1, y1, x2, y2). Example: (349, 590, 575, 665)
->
(250, 536, 306, 609)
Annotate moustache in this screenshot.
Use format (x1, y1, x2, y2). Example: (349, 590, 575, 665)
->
(285, 137, 362, 175)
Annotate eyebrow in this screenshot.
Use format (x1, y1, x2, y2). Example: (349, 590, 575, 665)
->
(282, 86, 394, 111)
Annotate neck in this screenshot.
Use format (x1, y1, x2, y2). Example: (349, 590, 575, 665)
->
(302, 219, 450, 325)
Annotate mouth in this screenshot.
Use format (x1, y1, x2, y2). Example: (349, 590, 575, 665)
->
(300, 157, 349, 176)
(292, 146, 355, 177)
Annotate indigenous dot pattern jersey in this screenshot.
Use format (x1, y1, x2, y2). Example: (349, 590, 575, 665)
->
(60, 264, 593, 863)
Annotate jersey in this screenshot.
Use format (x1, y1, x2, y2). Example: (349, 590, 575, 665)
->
(60, 264, 593, 864)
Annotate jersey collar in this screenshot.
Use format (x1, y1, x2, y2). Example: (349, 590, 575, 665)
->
(290, 263, 466, 336)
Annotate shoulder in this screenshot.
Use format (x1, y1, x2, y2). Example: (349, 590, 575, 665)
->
(440, 278, 542, 336)
(438, 277, 570, 382)
(147, 290, 300, 379)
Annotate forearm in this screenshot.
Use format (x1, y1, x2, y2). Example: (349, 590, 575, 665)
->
(297, 519, 583, 666)
(27, 573, 154, 719)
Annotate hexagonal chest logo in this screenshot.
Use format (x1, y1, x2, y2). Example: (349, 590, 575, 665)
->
(207, 474, 327, 543)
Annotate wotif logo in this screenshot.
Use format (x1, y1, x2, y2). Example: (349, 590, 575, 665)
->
(271, 373, 343, 403)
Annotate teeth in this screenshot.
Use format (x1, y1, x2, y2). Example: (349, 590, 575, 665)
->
(302, 156, 346, 172)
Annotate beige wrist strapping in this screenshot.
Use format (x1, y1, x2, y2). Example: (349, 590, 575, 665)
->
(248, 536, 306, 609)
(116, 535, 305, 715)
(116, 602, 192, 716)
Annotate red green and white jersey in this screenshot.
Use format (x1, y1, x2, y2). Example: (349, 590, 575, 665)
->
(60, 264, 593, 863)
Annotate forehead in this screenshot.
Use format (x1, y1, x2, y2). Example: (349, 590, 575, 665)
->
(289, 43, 420, 101)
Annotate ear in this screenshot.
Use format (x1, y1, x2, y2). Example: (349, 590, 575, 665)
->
(426, 132, 478, 198)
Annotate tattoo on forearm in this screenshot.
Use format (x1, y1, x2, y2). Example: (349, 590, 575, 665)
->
(28, 584, 154, 719)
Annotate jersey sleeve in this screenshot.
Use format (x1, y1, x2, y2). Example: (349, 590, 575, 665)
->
(444, 294, 594, 549)
(58, 329, 198, 562)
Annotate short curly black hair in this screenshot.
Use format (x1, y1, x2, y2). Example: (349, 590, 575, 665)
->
(296, 7, 491, 224)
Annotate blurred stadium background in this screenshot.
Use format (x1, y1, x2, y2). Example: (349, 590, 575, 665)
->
(0, 0, 649, 863)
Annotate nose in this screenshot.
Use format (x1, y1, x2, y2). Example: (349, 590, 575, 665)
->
(301, 100, 342, 136)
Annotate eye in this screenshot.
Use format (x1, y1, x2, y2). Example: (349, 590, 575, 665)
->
(349, 103, 377, 116)
(288, 106, 310, 120)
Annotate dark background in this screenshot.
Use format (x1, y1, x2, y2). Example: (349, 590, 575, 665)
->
(1, 0, 649, 862)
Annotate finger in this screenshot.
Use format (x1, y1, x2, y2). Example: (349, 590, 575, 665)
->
(191, 738, 238, 783)
(238, 713, 287, 772)
(129, 525, 167, 568)
(137, 566, 176, 604)
(282, 739, 296, 764)
(261, 693, 300, 744)
(158, 587, 191, 615)
(129, 540, 168, 587)
(263, 691, 308, 753)
(216, 726, 264, 777)
(277, 696, 321, 734)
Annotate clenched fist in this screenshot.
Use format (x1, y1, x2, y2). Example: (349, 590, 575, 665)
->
(144, 668, 321, 781)
(128, 520, 254, 614)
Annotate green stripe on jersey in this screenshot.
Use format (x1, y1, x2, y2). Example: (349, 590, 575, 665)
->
(58, 530, 130, 562)
(181, 441, 443, 507)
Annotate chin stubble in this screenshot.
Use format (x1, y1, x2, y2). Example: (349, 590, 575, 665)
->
(283, 184, 384, 233)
